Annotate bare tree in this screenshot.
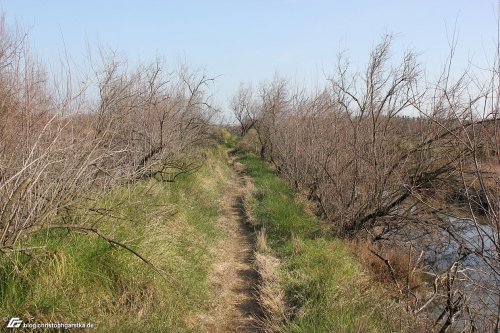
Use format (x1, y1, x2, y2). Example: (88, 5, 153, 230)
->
(231, 83, 257, 136)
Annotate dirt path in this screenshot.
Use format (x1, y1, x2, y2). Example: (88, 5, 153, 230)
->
(204, 156, 262, 332)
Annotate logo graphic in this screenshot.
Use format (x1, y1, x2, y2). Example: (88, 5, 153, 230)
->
(6, 317, 22, 329)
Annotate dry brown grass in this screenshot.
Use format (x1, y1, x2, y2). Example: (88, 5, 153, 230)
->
(256, 227, 269, 253)
(349, 238, 425, 294)
(254, 250, 287, 333)
(240, 166, 259, 228)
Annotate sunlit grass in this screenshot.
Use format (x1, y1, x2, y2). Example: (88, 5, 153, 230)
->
(0, 146, 233, 332)
(239, 152, 423, 333)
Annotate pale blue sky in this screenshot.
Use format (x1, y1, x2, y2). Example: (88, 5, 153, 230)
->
(0, 1, 498, 114)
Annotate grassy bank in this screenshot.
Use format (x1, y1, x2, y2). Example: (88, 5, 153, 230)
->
(239, 152, 425, 332)
(0, 147, 233, 332)
(0, 138, 427, 332)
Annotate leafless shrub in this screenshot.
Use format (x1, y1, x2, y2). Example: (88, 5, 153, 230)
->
(0, 20, 100, 252)
(0, 19, 215, 263)
(90, 52, 215, 182)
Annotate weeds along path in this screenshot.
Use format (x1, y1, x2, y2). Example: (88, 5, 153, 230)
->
(205, 153, 262, 332)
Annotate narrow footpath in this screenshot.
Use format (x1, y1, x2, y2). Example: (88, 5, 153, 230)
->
(205, 155, 262, 332)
